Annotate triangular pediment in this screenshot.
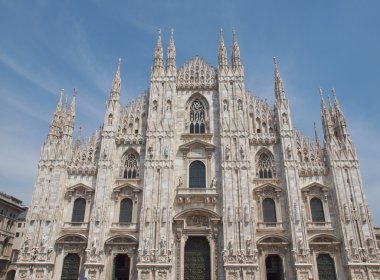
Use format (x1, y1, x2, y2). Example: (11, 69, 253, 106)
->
(113, 182, 142, 193)
(301, 182, 328, 192)
(255, 182, 282, 193)
(179, 139, 215, 151)
(67, 183, 94, 193)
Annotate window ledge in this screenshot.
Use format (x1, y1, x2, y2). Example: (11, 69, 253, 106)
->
(110, 222, 138, 233)
(62, 222, 89, 230)
(307, 221, 333, 231)
(257, 222, 284, 231)
(181, 133, 213, 141)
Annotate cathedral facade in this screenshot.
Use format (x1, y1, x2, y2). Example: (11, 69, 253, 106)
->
(14, 30, 380, 280)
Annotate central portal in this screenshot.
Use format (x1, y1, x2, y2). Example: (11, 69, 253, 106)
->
(184, 236, 211, 280)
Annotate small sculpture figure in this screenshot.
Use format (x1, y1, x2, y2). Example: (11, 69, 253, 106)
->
(178, 176, 183, 187)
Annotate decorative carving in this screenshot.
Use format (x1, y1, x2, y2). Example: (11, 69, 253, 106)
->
(186, 215, 209, 227)
(177, 56, 217, 89)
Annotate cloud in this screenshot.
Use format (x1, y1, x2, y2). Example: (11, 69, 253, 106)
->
(0, 51, 59, 95)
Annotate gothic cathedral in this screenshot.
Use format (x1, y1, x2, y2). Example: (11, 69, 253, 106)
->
(15, 30, 380, 280)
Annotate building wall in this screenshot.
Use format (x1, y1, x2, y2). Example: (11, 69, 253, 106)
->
(0, 193, 26, 280)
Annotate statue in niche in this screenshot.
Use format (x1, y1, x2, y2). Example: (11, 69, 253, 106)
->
(210, 177, 217, 188)
(228, 241, 234, 255)
(40, 234, 48, 252)
(160, 238, 166, 254)
(282, 113, 288, 125)
(164, 146, 169, 158)
(246, 239, 252, 254)
(143, 238, 150, 253)
(178, 176, 183, 187)
(223, 101, 229, 111)
(225, 144, 231, 160)
(240, 146, 245, 159)
(287, 145, 292, 158)
(108, 114, 113, 126)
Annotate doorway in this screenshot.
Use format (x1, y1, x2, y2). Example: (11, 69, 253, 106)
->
(114, 254, 131, 280)
(265, 254, 284, 280)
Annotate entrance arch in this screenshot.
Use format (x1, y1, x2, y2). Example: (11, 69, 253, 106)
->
(265, 255, 284, 280)
(6, 270, 15, 280)
(114, 254, 131, 280)
(184, 236, 211, 280)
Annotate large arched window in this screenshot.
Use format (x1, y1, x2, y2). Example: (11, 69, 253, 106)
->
(317, 254, 337, 280)
(263, 198, 277, 223)
(71, 198, 86, 223)
(61, 253, 80, 280)
(189, 99, 206, 134)
(123, 152, 139, 179)
(310, 197, 325, 222)
(257, 152, 274, 178)
(119, 198, 133, 224)
(189, 161, 206, 188)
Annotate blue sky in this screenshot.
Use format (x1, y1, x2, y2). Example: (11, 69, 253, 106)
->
(0, 0, 380, 224)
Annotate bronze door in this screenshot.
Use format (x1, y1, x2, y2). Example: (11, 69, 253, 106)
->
(61, 253, 80, 280)
(317, 254, 337, 280)
(184, 236, 211, 280)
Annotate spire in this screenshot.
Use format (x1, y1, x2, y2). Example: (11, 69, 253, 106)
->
(331, 88, 348, 138)
(273, 57, 285, 100)
(314, 122, 320, 148)
(218, 28, 228, 69)
(153, 28, 164, 71)
(75, 125, 81, 150)
(320, 88, 327, 114)
(48, 89, 64, 137)
(231, 28, 241, 69)
(166, 28, 176, 71)
(110, 58, 121, 101)
(69, 88, 77, 118)
(320, 88, 333, 141)
(332, 88, 341, 111)
(56, 89, 64, 112)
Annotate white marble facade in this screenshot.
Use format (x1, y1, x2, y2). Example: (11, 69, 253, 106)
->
(15, 29, 380, 280)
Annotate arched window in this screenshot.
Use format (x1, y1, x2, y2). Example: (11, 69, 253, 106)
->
(71, 198, 86, 223)
(189, 99, 206, 134)
(263, 198, 277, 223)
(61, 253, 80, 280)
(123, 152, 139, 179)
(317, 254, 337, 280)
(310, 197, 325, 222)
(257, 152, 274, 178)
(189, 161, 206, 188)
(119, 198, 133, 224)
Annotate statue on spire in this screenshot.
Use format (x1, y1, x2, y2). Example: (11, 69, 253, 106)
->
(218, 28, 228, 69)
